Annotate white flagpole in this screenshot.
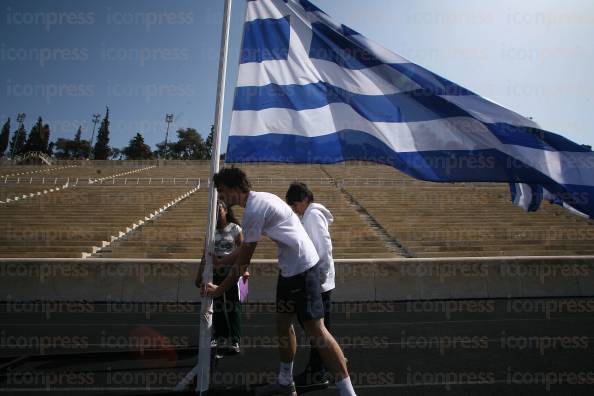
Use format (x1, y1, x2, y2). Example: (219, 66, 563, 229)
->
(174, 0, 232, 393)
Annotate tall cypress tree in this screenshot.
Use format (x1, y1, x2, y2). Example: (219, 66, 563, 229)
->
(0, 118, 10, 157)
(24, 116, 44, 153)
(41, 123, 50, 154)
(73, 126, 83, 158)
(93, 107, 110, 160)
(10, 123, 27, 156)
(123, 133, 153, 160)
(205, 124, 214, 160)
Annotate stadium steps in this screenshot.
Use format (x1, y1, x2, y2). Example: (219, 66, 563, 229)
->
(319, 166, 412, 258)
(85, 185, 201, 258)
(99, 164, 398, 260)
(0, 183, 193, 258)
(323, 162, 594, 258)
(95, 189, 209, 259)
(2, 162, 593, 259)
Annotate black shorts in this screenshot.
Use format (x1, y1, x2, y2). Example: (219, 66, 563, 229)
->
(276, 264, 325, 323)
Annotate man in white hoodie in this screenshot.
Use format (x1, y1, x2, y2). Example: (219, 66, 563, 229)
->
(286, 182, 336, 390)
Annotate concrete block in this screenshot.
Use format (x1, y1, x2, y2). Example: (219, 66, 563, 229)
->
(418, 273, 453, 300)
(577, 263, 594, 296)
(375, 262, 421, 301)
(446, 274, 488, 299)
(333, 262, 375, 301)
(518, 258, 582, 298)
(36, 261, 123, 301)
(485, 260, 523, 298)
(176, 263, 201, 303)
(0, 262, 41, 300)
(121, 262, 182, 302)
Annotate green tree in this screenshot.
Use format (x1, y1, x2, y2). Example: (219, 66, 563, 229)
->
(73, 126, 83, 158)
(9, 123, 26, 156)
(155, 140, 174, 159)
(41, 123, 51, 154)
(72, 126, 91, 159)
(24, 117, 45, 153)
(93, 107, 111, 160)
(123, 133, 153, 160)
(205, 124, 215, 160)
(54, 138, 73, 159)
(172, 128, 207, 160)
(53, 127, 90, 159)
(0, 118, 10, 157)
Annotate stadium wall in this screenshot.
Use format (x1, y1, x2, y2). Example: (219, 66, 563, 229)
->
(1, 257, 593, 302)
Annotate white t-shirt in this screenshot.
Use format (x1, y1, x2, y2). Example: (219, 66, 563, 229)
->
(214, 223, 241, 257)
(242, 191, 319, 277)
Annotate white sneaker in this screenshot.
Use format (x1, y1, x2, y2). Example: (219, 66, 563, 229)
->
(254, 381, 297, 396)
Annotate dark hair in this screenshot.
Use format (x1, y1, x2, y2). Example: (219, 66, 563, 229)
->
(286, 182, 314, 206)
(213, 167, 251, 193)
(217, 200, 241, 228)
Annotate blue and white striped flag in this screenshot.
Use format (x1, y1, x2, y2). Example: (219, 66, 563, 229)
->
(226, 0, 594, 219)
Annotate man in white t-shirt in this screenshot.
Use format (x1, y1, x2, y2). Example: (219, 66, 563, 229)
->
(202, 168, 356, 396)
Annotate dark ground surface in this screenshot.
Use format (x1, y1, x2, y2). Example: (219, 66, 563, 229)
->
(1, 298, 594, 395)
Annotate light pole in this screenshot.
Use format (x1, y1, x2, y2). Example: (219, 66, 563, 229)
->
(10, 113, 26, 158)
(164, 113, 173, 160)
(88, 113, 101, 159)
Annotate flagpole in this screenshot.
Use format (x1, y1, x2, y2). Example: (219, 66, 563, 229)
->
(174, 0, 232, 393)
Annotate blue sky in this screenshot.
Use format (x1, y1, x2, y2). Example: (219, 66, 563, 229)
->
(1, 0, 593, 152)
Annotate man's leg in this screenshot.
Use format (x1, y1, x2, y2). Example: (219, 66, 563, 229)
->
(294, 290, 332, 387)
(302, 318, 346, 380)
(303, 319, 356, 396)
(254, 277, 299, 395)
(277, 312, 297, 366)
(308, 290, 332, 372)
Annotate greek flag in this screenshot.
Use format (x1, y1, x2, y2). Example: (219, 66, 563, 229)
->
(226, 0, 594, 219)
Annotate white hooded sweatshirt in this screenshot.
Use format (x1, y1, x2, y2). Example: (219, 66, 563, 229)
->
(302, 203, 335, 293)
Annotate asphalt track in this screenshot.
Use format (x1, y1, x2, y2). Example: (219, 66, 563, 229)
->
(1, 298, 594, 395)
